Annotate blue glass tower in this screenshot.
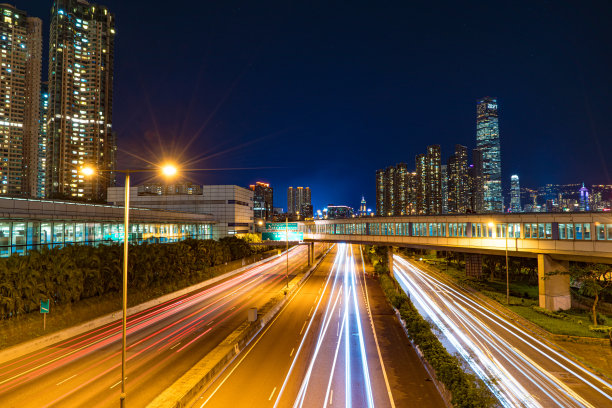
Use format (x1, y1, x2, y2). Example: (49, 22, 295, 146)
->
(476, 97, 502, 212)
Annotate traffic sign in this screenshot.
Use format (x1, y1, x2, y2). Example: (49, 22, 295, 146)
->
(40, 299, 50, 314)
(265, 222, 298, 232)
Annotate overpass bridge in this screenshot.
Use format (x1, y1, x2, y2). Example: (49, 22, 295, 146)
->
(297, 213, 612, 311)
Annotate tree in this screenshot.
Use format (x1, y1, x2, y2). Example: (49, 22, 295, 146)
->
(569, 263, 612, 326)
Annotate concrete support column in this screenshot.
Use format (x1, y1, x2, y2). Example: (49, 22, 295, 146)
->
(538, 254, 571, 311)
(311, 243, 315, 264)
(465, 253, 483, 278)
(387, 246, 394, 278)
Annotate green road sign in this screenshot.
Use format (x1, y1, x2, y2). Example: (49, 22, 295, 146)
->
(40, 299, 50, 314)
(262, 231, 303, 241)
(265, 222, 298, 232)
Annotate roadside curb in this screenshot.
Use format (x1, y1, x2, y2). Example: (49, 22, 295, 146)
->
(147, 244, 333, 408)
(0, 251, 285, 366)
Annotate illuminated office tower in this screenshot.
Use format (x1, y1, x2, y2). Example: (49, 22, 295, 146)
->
(510, 174, 521, 213)
(469, 148, 485, 213)
(47, 0, 116, 200)
(0, 4, 42, 196)
(476, 97, 502, 212)
(394, 163, 409, 215)
(37, 82, 49, 197)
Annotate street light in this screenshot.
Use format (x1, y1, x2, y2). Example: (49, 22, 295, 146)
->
(80, 163, 178, 408)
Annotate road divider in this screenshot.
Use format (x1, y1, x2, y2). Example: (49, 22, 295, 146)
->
(147, 244, 334, 408)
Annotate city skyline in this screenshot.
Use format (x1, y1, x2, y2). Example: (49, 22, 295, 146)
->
(5, 0, 612, 213)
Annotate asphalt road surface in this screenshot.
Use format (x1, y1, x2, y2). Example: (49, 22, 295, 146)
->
(0, 245, 312, 407)
(393, 255, 612, 408)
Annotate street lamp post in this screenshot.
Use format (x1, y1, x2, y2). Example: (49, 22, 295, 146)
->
(81, 163, 177, 408)
(285, 216, 289, 288)
(505, 224, 510, 305)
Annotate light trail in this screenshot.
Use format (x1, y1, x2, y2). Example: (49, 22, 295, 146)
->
(0, 246, 308, 405)
(278, 244, 375, 407)
(393, 255, 612, 408)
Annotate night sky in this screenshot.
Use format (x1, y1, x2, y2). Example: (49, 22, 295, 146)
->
(24, 0, 612, 212)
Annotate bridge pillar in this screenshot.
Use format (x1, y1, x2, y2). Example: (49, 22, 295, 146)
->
(538, 254, 571, 311)
(465, 254, 483, 278)
(307, 243, 311, 266)
(311, 243, 315, 264)
(387, 247, 394, 278)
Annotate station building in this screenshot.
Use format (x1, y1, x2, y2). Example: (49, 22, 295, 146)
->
(0, 196, 215, 257)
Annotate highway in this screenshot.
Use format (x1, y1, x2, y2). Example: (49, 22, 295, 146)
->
(197, 243, 396, 408)
(0, 245, 313, 408)
(393, 255, 612, 408)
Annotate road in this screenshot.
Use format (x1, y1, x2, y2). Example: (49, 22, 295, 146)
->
(393, 255, 612, 408)
(196, 243, 399, 408)
(0, 245, 313, 408)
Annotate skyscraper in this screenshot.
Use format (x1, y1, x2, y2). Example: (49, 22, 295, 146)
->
(510, 174, 521, 213)
(415, 153, 427, 214)
(375, 169, 384, 216)
(441, 164, 448, 214)
(426, 144, 441, 214)
(359, 195, 367, 216)
(394, 163, 409, 215)
(476, 97, 502, 212)
(469, 148, 485, 213)
(250, 181, 273, 220)
(287, 186, 312, 216)
(37, 82, 49, 198)
(383, 166, 395, 216)
(0, 4, 42, 196)
(447, 144, 469, 213)
(47, 0, 116, 201)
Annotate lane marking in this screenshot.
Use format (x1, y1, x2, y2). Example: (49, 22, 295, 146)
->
(56, 374, 76, 386)
(206, 320, 215, 326)
(110, 377, 127, 389)
(360, 246, 396, 408)
(268, 386, 277, 401)
(170, 342, 181, 350)
(290, 348, 295, 357)
(299, 321, 307, 335)
(308, 306, 314, 317)
(329, 389, 333, 405)
(197, 246, 335, 407)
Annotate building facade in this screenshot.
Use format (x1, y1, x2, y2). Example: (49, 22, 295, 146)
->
(447, 144, 469, 214)
(0, 195, 214, 257)
(510, 174, 521, 212)
(108, 184, 253, 238)
(37, 82, 49, 198)
(375, 169, 384, 216)
(476, 97, 502, 212)
(250, 181, 273, 220)
(287, 186, 312, 217)
(0, 4, 42, 196)
(47, 0, 116, 201)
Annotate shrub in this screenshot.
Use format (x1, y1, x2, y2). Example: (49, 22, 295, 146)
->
(589, 325, 612, 333)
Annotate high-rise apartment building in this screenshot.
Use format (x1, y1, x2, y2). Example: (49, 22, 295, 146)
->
(375, 164, 418, 216)
(510, 174, 521, 213)
(287, 186, 312, 217)
(47, 0, 116, 201)
(383, 166, 395, 216)
(0, 4, 42, 196)
(469, 148, 485, 213)
(424, 145, 441, 214)
(375, 169, 384, 216)
(37, 82, 49, 198)
(250, 181, 273, 220)
(441, 164, 448, 214)
(447, 144, 469, 213)
(415, 154, 427, 214)
(476, 97, 502, 212)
